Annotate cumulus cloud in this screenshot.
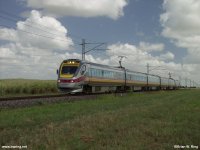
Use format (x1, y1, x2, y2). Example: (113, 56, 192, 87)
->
(24, 0, 128, 19)
(160, 0, 200, 64)
(159, 52, 174, 61)
(0, 46, 16, 58)
(107, 43, 176, 75)
(0, 10, 74, 79)
(0, 9, 109, 79)
(106, 42, 200, 85)
(25, 10, 73, 51)
(139, 41, 164, 52)
(159, 0, 200, 84)
(0, 28, 17, 42)
(1, 10, 73, 52)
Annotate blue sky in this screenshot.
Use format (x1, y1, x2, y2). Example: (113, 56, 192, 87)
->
(0, 0, 199, 86)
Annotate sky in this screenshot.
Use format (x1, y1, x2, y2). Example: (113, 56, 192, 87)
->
(0, 0, 200, 87)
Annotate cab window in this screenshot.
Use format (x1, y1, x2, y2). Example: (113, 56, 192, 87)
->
(61, 66, 78, 74)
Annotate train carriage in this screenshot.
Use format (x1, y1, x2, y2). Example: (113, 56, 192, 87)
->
(57, 59, 179, 93)
(147, 74, 160, 90)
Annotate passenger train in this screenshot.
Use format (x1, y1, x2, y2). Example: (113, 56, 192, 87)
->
(57, 59, 180, 93)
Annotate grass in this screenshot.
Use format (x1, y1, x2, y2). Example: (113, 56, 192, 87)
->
(0, 89, 200, 149)
(0, 79, 58, 97)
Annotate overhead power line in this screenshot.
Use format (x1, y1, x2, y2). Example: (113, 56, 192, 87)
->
(0, 24, 82, 45)
(0, 15, 81, 44)
(0, 15, 67, 39)
(0, 9, 113, 55)
(0, 10, 95, 42)
(0, 10, 69, 36)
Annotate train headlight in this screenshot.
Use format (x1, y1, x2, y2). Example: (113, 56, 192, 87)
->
(57, 79, 61, 83)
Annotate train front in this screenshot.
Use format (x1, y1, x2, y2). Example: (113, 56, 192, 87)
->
(57, 59, 84, 93)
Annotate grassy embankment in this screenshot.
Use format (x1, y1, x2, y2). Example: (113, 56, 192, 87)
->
(0, 89, 199, 149)
(0, 79, 58, 97)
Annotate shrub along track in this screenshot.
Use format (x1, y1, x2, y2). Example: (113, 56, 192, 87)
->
(0, 93, 100, 108)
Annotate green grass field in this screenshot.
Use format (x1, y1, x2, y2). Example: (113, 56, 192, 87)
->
(0, 90, 199, 149)
(0, 79, 58, 97)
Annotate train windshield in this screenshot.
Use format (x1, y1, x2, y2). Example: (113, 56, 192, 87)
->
(61, 66, 78, 74)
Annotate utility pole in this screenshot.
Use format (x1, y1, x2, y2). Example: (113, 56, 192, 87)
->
(117, 56, 127, 92)
(179, 76, 182, 87)
(185, 78, 187, 87)
(168, 72, 171, 78)
(118, 56, 127, 68)
(81, 39, 86, 60)
(147, 63, 149, 74)
(80, 39, 108, 61)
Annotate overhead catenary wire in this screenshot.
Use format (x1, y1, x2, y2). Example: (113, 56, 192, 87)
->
(0, 9, 97, 43)
(0, 24, 81, 45)
(0, 15, 72, 40)
(0, 15, 81, 44)
(0, 9, 114, 59)
(0, 10, 78, 38)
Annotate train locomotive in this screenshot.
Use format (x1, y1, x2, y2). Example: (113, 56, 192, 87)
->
(57, 59, 180, 93)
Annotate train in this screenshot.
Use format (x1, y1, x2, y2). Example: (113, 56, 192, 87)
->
(57, 59, 180, 93)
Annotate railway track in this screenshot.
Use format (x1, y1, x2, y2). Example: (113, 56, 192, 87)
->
(0, 94, 70, 101)
(1, 90, 177, 109)
(0, 93, 99, 108)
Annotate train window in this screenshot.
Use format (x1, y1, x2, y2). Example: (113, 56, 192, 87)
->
(103, 70, 112, 78)
(95, 69, 98, 77)
(96, 70, 98, 77)
(61, 66, 78, 74)
(89, 69, 91, 76)
(91, 69, 93, 76)
(89, 68, 95, 77)
(103, 70, 106, 78)
(106, 71, 109, 78)
(81, 65, 86, 75)
(97, 69, 102, 77)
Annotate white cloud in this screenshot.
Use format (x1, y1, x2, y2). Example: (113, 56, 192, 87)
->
(139, 41, 164, 52)
(0, 28, 17, 42)
(160, 0, 200, 64)
(159, 0, 200, 84)
(25, 0, 128, 19)
(0, 8, 108, 79)
(107, 43, 171, 72)
(0, 47, 16, 58)
(0, 9, 110, 80)
(18, 10, 73, 51)
(0, 10, 73, 52)
(106, 43, 200, 84)
(159, 52, 174, 61)
(0, 10, 74, 79)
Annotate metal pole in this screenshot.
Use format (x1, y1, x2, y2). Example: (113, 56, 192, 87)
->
(82, 39, 85, 61)
(118, 56, 127, 68)
(147, 63, 149, 74)
(168, 72, 171, 78)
